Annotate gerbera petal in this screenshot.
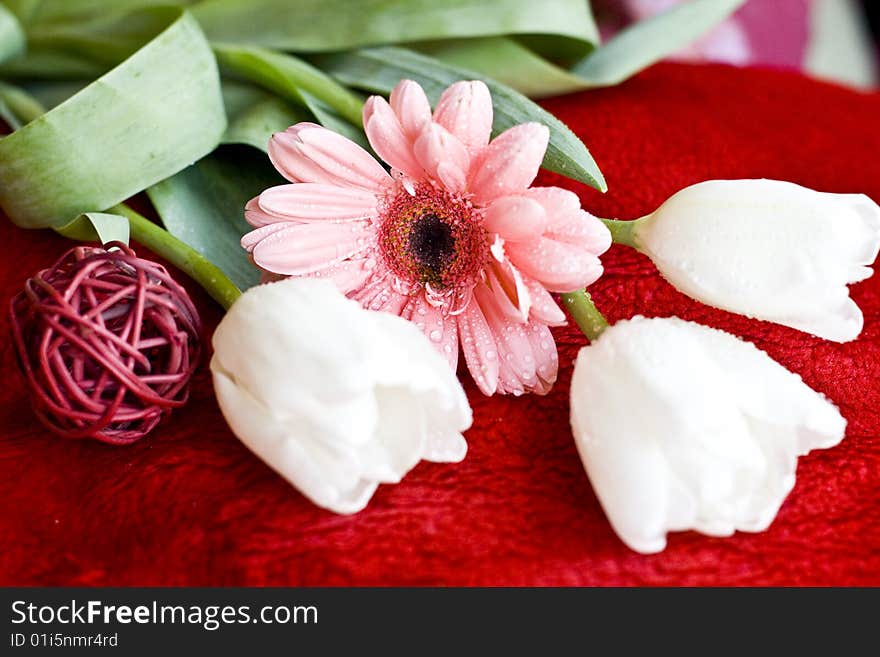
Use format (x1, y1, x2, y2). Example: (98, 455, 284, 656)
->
(525, 322, 558, 394)
(473, 285, 534, 392)
(521, 275, 567, 325)
(402, 293, 459, 371)
(310, 258, 375, 295)
(269, 123, 391, 190)
(468, 123, 549, 206)
(524, 186, 581, 218)
(545, 209, 612, 253)
(458, 300, 499, 396)
(390, 79, 432, 141)
(259, 183, 378, 222)
(524, 185, 611, 256)
(241, 221, 291, 252)
(507, 237, 604, 292)
(485, 257, 531, 322)
(363, 96, 425, 180)
(413, 123, 470, 192)
(251, 221, 371, 276)
(351, 273, 410, 315)
(245, 196, 286, 228)
(433, 80, 493, 157)
(483, 195, 547, 242)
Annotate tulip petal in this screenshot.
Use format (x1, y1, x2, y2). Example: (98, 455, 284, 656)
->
(469, 123, 549, 205)
(638, 179, 880, 343)
(211, 278, 472, 515)
(357, 387, 427, 483)
(212, 370, 379, 514)
(570, 316, 846, 554)
(693, 319, 847, 452)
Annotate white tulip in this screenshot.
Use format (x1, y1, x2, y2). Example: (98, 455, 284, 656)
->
(570, 316, 846, 554)
(632, 179, 880, 342)
(210, 277, 471, 514)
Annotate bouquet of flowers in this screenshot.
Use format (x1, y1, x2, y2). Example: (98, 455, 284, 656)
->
(2, 0, 878, 554)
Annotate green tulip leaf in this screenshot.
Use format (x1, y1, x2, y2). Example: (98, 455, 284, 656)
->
(318, 46, 607, 192)
(0, 8, 226, 230)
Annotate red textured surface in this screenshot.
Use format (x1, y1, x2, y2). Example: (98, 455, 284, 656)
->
(1, 63, 879, 586)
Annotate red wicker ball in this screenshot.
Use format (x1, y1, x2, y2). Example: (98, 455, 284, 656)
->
(9, 242, 201, 444)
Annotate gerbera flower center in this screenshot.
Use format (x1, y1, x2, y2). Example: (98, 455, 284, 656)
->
(378, 184, 486, 290)
(409, 212, 455, 274)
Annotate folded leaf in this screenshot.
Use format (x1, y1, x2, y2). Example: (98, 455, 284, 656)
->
(222, 82, 308, 152)
(317, 46, 606, 192)
(214, 44, 364, 127)
(0, 8, 226, 229)
(147, 147, 285, 291)
(56, 211, 130, 245)
(424, 0, 746, 96)
(419, 36, 588, 98)
(570, 0, 746, 87)
(193, 0, 598, 52)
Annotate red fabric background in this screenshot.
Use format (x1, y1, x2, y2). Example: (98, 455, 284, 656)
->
(1, 63, 878, 586)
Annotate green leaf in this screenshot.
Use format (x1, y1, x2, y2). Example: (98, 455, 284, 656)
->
(419, 36, 590, 98)
(422, 0, 746, 95)
(221, 82, 308, 152)
(317, 46, 607, 192)
(20, 79, 89, 110)
(56, 211, 130, 245)
(146, 146, 285, 291)
(193, 0, 598, 52)
(17, 1, 197, 26)
(0, 80, 44, 128)
(23, 5, 191, 68)
(0, 3, 25, 65)
(0, 8, 226, 230)
(214, 44, 364, 127)
(571, 0, 746, 86)
(0, 49, 107, 79)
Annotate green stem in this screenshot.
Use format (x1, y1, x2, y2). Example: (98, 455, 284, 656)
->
(601, 217, 644, 249)
(0, 81, 46, 126)
(111, 203, 242, 310)
(214, 45, 365, 128)
(561, 290, 609, 342)
(0, 86, 242, 310)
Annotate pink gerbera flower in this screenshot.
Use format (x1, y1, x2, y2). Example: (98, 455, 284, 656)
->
(241, 79, 611, 395)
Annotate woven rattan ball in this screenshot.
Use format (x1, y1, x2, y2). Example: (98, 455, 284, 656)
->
(9, 243, 201, 444)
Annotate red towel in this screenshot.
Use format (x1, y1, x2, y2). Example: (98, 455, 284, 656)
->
(1, 62, 878, 586)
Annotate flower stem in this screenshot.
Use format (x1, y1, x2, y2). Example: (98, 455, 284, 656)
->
(561, 290, 609, 342)
(1, 87, 242, 310)
(111, 204, 242, 310)
(601, 217, 643, 249)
